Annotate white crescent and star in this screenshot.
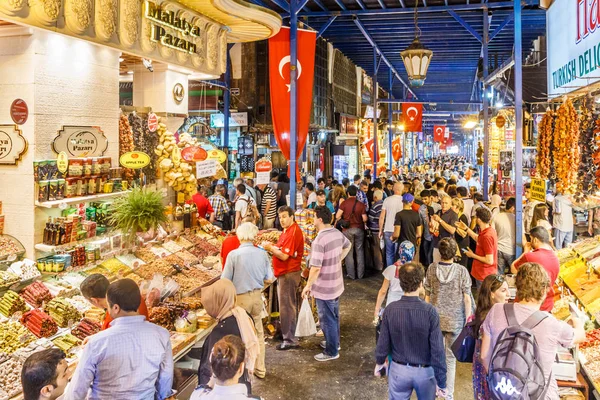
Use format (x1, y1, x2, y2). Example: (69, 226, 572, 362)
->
(406, 106, 419, 121)
(435, 127, 443, 135)
(279, 56, 303, 92)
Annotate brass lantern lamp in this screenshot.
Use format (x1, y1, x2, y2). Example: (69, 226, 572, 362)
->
(401, 1, 432, 87)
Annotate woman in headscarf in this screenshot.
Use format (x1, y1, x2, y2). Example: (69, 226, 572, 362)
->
(489, 194, 502, 220)
(198, 280, 259, 389)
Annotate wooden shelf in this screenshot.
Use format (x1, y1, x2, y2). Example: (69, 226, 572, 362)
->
(35, 191, 129, 208)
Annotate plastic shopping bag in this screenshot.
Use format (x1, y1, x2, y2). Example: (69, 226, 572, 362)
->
(295, 298, 317, 337)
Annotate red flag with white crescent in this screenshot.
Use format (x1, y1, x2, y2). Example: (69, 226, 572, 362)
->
(392, 137, 402, 161)
(364, 138, 375, 161)
(269, 27, 316, 179)
(433, 125, 445, 142)
(402, 103, 423, 132)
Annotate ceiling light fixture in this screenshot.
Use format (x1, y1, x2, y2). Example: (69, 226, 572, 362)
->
(400, 0, 432, 87)
(463, 120, 477, 129)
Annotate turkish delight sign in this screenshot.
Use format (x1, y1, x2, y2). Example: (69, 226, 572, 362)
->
(52, 126, 108, 157)
(0, 125, 27, 165)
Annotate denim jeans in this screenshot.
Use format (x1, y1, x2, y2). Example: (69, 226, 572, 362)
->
(443, 331, 460, 400)
(554, 229, 573, 249)
(497, 250, 515, 275)
(316, 297, 340, 357)
(388, 362, 436, 400)
(344, 228, 365, 279)
(384, 232, 398, 268)
(420, 239, 433, 270)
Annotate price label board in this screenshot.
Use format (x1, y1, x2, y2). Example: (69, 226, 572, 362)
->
(530, 179, 546, 202)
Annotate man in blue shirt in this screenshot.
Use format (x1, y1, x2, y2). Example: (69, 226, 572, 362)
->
(222, 222, 274, 379)
(65, 279, 173, 400)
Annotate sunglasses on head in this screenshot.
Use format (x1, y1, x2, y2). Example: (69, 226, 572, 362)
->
(493, 274, 505, 283)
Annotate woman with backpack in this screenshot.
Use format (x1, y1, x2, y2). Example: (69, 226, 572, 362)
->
(472, 274, 510, 399)
(480, 262, 586, 400)
(424, 237, 472, 400)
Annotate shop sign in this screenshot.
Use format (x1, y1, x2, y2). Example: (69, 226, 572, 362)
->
(530, 179, 547, 202)
(0, 125, 27, 165)
(210, 112, 248, 128)
(206, 149, 227, 164)
(196, 159, 217, 178)
(57, 152, 69, 174)
(120, 151, 151, 169)
(340, 115, 358, 135)
(181, 146, 207, 162)
(145, 0, 200, 54)
(148, 113, 159, 133)
(255, 158, 272, 185)
(52, 126, 108, 158)
(10, 99, 28, 125)
(547, 0, 600, 97)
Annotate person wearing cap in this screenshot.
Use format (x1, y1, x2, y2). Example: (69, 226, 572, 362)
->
(308, 189, 335, 213)
(391, 193, 423, 251)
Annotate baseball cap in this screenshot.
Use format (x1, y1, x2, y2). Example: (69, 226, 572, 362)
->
(402, 193, 415, 203)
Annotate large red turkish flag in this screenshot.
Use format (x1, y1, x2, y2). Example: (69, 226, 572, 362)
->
(392, 137, 402, 161)
(402, 103, 423, 132)
(269, 27, 316, 179)
(364, 138, 375, 161)
(433, 125, 445, 142)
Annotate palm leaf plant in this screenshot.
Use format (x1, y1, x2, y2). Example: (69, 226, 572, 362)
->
(110, 188, 167, 241)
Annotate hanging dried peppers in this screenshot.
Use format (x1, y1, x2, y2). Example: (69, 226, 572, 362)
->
(575, 96, 596, 202)
(553, 99, 580, 194)
(119, 114, 135, 181)
(536, 110, 553, 180)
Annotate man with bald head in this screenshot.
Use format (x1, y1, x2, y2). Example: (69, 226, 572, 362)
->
(379, 182, 405, 267)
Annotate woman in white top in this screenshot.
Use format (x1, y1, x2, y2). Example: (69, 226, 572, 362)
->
(191, 335, 260, 400)
(530, 203, 555, 250)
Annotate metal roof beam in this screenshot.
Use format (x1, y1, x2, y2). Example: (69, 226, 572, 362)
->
(333, 0, 347, 10)
(489, 12, 513, 41)
(484, 55, 514, 84)
(355, 0, 366, 9)
(399, 0, 406, 8)
(447, 10, 483, 43)
(296, 0, 538, 16)
(317, 16, 338, 37)
(270, 0, 290, 12)
(312, 0, 328, 11)
(377, 0, 387, 8)
(353, 17, 418, 99)
(297, 0, 311, 11)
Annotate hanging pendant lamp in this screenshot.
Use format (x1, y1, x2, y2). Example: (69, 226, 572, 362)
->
(401, 0, 433, 87)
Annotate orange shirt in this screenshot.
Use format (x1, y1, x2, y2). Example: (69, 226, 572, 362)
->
(101, 299, 149, 330)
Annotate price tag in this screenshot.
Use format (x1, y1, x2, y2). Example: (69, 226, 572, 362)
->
(57, 151, 69, 174)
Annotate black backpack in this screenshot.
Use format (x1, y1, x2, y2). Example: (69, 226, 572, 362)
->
(487, 303, 550, 400)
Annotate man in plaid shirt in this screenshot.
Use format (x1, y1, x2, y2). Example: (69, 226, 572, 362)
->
(209, 184, 230, 228)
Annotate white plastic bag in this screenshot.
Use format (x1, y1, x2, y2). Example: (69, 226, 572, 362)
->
(295, 298, 317, 337)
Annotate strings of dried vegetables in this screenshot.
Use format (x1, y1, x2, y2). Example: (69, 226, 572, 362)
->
(142, 115, 158, 183)
(536, 109, 553, 179)
(594, 118, 600, 188)
(119, 114, 135, 181)
(575, 96, 596, 202)
(553, 99, 580, 194)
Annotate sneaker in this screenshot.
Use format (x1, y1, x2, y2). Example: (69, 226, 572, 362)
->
(276, 343, 300, 351)
(314, 352, 340, 362)
(320, 341, 341, 350)
(315, 329, 324, 337)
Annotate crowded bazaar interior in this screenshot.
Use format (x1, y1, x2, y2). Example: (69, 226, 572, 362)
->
(0, 0, 600, 399)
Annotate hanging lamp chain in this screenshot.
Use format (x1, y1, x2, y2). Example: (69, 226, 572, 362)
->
(414, 0, 420, 39)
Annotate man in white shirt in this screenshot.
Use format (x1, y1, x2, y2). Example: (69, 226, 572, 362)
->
(493, 197, 516, 274)
(457, 186, 473, 225)
(553, 192, 574, 249)
(234, 184, 255, 229)
(304, 183, 318, 208)
(523, 182, 541, 235)
(457, 171, 468, 188)
(378, 182, 405, 268)
(467, 173, 482, 192)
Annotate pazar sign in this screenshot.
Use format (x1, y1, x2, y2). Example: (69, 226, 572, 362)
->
(144, 1, 200, 54)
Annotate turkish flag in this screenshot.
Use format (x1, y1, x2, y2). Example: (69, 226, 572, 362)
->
(392, 137, 402, 161)
(402, 103, 423, 132)
(364, 138, 375, 161)
(433, 125, 445, 142)
(269, 27, 316, 180)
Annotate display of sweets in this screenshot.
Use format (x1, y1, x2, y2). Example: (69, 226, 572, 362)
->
(8, 259, 41, 281)
(20, 281, 53, 308)
(83, 307, 105, 324)
(71, 318, 101, 340)
(52, 334, 81, 353)
(44, 298, 81, 328)
(0, 290, 27, 317)
(20, 309, 58, 338)
(0, 358, 24, 399)
(0, 236, 22, 259)
(0, 321, 35, 353)
(0, 270, 19, 289)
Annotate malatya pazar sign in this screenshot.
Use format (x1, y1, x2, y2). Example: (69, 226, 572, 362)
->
(0, 0, 280, 78)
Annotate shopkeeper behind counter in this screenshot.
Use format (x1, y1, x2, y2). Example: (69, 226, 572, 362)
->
(262, 206, 305, 351)
(80, 274, 149, 330)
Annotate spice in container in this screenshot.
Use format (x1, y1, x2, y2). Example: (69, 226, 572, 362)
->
(101, 157, 111, 174)
(76, 179, 86, 197)
(110, 168, 122, 179)
(83, 158, 92, 176)
(48, 180, 58, 201)
(38, 181, 49, 202)
(56, 179, 66, 200)
(88, 176, 97, 195)
(91, 158, 101, 175)
(65, 178, 77, 198)
(47, 160, 59, 180)
(68, 158, 84, 177)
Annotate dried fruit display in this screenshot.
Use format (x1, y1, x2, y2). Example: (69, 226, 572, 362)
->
(536, 109, 553, 179)
(44, 298, 81, 328)
(135, 247, 157, 263)
(174, 236, 195, 249)
(553, 99, 580, 194)
(0, 271, 19, 289)
(181, 297, 202, 310)
(149, 306, 174, 330)
(135, 259, 175, 280)
(20, 281, 53, 308)
(594, 118, 600, 188)
(0, 358, 24, 399)
(254, 231, 282, 246)
(99, 258, 132, 276)
(53, 334, 82, 353)
(119, 114, 135, 181)
(162, 240, 183, 253)
(21, 309, 58, 338)
(0, 290, 27, 317)
(83, 307, 106, 324)
(575, 96, 597, 201)
(174, 250, 199, 265)
(172, 267, 220, 293)
(0, 321, 35, 352)
(0, 236, 22, 259)
(64, 296, 92, 314)
(156, 122, 197, 197)
(188, 241, 220, 261)
(157, 301, 187, 320)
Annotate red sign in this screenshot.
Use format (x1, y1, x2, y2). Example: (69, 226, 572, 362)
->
(433, 125, 445, 142)
(319, 147, 325, 173)
(255, 158, 273, 173)
(269, 27, 317, 180)
(181, 146, 207, 162)
(147, 113, 158, 132)
(401, 103, 423, 132)
(392, 137, 402, 161)
(10, 99, 28, 125)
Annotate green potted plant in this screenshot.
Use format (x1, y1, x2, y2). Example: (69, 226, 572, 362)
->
(110, 187, 167, 243)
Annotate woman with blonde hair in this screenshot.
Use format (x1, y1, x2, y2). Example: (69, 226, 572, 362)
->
(330, 185, 347, 220)
(451, 197, 469, 267)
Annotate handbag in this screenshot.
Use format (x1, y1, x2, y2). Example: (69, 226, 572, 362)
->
(335, 199, 358, 231)
(451, 320, 477, 363)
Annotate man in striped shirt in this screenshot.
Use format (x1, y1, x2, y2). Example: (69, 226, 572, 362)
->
(303, 206, 352, 362)
(258, 183, 277, 229)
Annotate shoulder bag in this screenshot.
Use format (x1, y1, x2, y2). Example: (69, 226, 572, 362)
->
(335, 199, 358, 231)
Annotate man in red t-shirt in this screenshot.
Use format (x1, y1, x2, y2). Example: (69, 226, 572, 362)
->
(262, 206, 305, 350)
(221, 214, 258, 267)
(80, 274, 149, 330)
(511, 226, 560, 312)
(192, 187, 215, 222)
(461, 207, 498, 288)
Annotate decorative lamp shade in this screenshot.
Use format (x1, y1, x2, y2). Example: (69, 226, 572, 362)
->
(401, 37, 433, 88)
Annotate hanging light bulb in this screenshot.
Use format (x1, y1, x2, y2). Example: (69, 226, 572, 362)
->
(400, 0, 433, 87)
